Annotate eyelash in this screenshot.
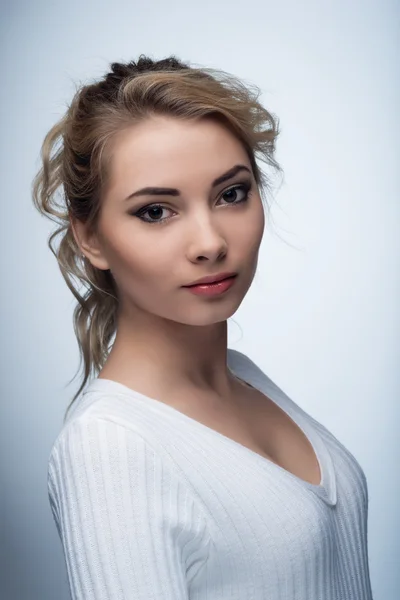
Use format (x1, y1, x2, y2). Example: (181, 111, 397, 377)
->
(130, 181, 253, 226)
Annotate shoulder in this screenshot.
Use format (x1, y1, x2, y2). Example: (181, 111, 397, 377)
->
(227, 347, 274, 386)
(48, 388, 159, 465)
(48, 404, 161, 478)
(227, 348, 306, 414)
(228, 348, 263, 370)
(47, 403, 207, 515)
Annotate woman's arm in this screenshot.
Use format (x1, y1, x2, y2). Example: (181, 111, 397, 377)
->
(48, 415, 211, 599)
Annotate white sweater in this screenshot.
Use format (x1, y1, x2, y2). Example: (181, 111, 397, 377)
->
(48, 349, 374, 599)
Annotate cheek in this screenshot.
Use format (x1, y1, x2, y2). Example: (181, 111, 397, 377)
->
(114, 240, 174, 289)
(239, 208, 265, 255)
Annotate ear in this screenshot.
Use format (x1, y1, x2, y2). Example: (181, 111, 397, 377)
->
(70, 217, 110, 271)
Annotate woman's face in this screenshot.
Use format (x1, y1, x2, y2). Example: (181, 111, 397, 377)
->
(88, 115, 265, 326)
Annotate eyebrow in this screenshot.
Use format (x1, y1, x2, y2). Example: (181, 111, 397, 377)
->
(123, 164, 252, 202)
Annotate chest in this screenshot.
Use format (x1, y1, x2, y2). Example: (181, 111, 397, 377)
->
(173, 383, 322, 486)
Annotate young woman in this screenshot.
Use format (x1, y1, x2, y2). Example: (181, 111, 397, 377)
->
(33, 55, 373, 599)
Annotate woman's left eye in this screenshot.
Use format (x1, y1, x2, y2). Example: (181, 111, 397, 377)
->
(131, 181, 252, 226)
(220, 183, 251, 205)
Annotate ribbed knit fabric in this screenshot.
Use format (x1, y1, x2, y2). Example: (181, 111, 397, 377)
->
(48, 349, 374, 599)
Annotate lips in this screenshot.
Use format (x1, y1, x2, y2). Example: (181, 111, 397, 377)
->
(189, 276, 235, 287)
(183, 274, 237, 296)
(184, 272, 237, 287)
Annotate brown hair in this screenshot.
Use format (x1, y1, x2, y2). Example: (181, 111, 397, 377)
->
(31, 54, 283, 420)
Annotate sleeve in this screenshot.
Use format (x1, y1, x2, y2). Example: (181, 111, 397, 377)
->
(47, 416, 211, 600)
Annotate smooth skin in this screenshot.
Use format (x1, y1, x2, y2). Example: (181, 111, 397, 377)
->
(72, 115, 321, 485)
(72, 115, 264, 403)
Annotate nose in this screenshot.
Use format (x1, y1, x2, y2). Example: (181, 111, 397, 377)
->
(185, 212, 228, 262)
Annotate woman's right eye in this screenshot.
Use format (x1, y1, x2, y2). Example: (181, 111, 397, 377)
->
(130, 204, 175, 226)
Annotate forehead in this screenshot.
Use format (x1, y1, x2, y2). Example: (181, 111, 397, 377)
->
(106, 116, 250, 192)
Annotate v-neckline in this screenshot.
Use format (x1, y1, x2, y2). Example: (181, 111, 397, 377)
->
(227, 366, 337, 506)
(82, 353, 337, 506)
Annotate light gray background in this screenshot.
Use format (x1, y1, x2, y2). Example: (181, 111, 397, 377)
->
(1, 1, 398, 598)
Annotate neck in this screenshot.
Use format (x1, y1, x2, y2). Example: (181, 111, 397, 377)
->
(100, 310, 236, 398)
